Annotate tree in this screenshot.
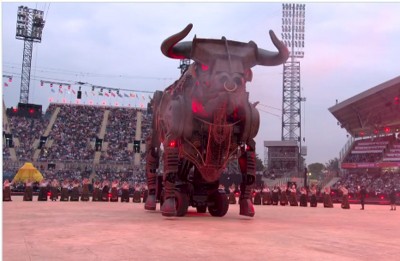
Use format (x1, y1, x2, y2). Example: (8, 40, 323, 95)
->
(255, 154, 264, 171)
(325, 158, 340, 172)
(307, 162, 325, 179)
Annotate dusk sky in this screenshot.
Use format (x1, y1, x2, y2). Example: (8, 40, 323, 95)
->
(2, 2, 400, 166)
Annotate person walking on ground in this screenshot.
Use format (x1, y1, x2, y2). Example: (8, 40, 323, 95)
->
(92, 180, 101, 202)
(23, 179, 33, 201)
(280, 185, 288, 206)
(38, 179, 49, 201)
(50, 179, 59, 201)
(261, 185, 271, 205)
(110, 179, 119, 202)
(3, 179, 12, 201)
(310, 183, 317, 207)
(389, 186, 397, 211)
(101, 180, 110, 202)
(120, 181, 130, 203)
(359, 185, 367, 210)
(80, 178, 90, 201)
(60, 179, 70, 201)
(299, 186, 308, 207)
(70, 179, 80, 201)
(323, 186, 334, 208)
(339, 185, 350, 209)
(228, 184, 237, 204)
(289, 184, 298, 206)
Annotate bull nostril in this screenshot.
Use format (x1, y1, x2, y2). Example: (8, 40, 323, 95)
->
(234, 77, 243, 87)
(220, 76, 228, 85)
(224, 80, 237, 92)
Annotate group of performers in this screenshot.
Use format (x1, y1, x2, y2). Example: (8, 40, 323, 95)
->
(3, 178, 148, 203)
(224, 183, 337, 208)
(4, 179, 398, 211)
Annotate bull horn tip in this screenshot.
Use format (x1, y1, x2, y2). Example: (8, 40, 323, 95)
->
(269, 30, 276, 38)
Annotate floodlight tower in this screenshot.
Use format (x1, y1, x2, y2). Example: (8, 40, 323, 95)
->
(15, 6, 45, 104)
(281, 3, 306, 170)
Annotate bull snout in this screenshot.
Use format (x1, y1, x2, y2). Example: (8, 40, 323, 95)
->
(215, 72, 244, 92)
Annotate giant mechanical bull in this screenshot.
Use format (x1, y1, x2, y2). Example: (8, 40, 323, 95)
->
(144, 24, 288, 217)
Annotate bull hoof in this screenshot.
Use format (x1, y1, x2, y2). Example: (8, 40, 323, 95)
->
(239, 199, 255, 217)
(161, 197, 176, 217)
(144, 195, 157, 210)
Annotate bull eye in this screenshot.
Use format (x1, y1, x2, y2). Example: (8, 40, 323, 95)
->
(201, 64, 209, 71)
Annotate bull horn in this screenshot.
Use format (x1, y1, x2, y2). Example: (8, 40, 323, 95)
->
(257, 30, 289, 66)
(161, 23, 193, 59)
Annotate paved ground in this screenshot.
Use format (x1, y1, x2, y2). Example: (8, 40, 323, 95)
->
(3, 196, 399, 261)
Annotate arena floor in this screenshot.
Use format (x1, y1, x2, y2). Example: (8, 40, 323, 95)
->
(3, 196, 399, 261)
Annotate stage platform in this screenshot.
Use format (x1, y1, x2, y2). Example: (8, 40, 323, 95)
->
(3, 196, 399, 261)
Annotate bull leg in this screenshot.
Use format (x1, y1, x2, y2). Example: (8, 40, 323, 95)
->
(238, 142, 256, 217)
(144, 136, 160, 210)
(160, 145, 179, 216)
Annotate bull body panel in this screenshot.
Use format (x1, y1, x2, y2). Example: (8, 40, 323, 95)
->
(144, 24, 288, 217)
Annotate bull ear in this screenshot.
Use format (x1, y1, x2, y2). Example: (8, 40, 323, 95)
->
(161, 23, 193, 59)
(244, 69, 253, 82)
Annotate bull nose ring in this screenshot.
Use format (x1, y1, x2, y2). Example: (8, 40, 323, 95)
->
(224, 81, 237, 92)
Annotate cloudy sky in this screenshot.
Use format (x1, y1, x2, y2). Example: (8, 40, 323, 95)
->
(2, 2, 400, 166)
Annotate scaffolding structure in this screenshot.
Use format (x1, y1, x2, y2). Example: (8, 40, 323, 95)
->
(15, 6, 45, 104)
(281, 3, 306, 171)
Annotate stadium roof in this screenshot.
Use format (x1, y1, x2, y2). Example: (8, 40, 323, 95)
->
(329, 76, 400, 137)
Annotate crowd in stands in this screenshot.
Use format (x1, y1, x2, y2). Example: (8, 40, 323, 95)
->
(345, 153, 382, 163)
(100, 107, 138, 163)
(333, 169, 400, 196)
(38, 104, 104, 162)
(8, 115, 48, 161)
(343, 134, 399, 163)
(3, 102, 152, 192)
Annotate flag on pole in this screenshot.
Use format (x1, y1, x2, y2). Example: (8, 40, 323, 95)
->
(124, 93, 129, 97)
(72, 89, 76, 94)
(4, 82, 8, 87)
(118, 93, 123, 98)
(105, 92, 109, 97)
(98, 92, 103, 96)
(111, 92, 116, 97)
(51, 89, 55, 93)
(130, 93, 136, 98)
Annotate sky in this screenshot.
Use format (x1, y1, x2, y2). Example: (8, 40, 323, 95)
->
(1, 2, 400, 166)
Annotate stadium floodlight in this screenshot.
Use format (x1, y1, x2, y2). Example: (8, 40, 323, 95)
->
(15, 6, 46, 104)
(281, 3, 305, 58)
(280, 3, 306, 175)
(16, 6, 45, 42)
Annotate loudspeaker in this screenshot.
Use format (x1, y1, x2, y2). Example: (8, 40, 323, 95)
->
(77, 91, 82, 99)
(134, 140, 140, 153)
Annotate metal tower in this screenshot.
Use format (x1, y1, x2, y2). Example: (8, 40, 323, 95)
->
(179, 59, 191, 75)
(15, 6, 45, 104)
(281, 3, 306, 143)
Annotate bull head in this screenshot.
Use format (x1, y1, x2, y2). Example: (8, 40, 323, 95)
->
(161, 23, 289, 67)
(161, 23, 288, 117)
